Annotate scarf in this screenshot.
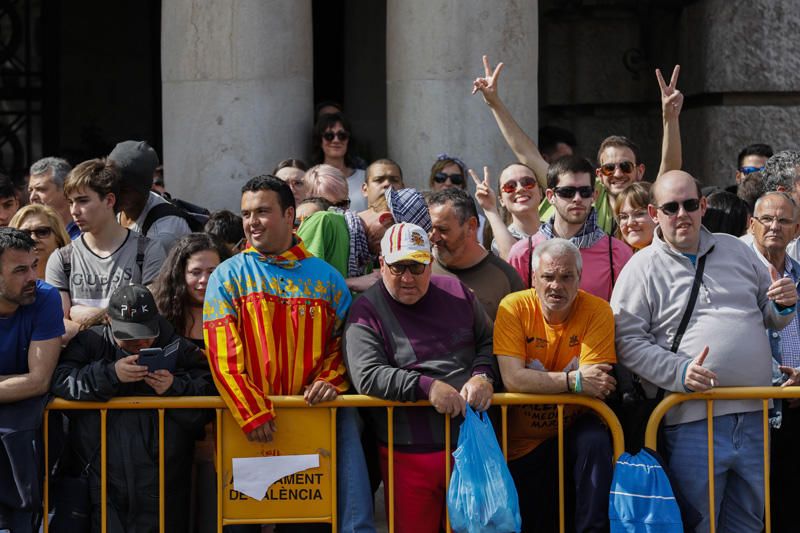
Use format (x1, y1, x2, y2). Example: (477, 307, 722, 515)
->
(539, 208, 606, 249)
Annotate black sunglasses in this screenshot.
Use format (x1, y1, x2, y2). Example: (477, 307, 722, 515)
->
(387, 262, 426, 276)
(322, 131, 349, 142)
(553, 186, 593, 199)
(21, 227, 53, 239)
(433, 172, 464, 185)
(657, 198, 701, 216)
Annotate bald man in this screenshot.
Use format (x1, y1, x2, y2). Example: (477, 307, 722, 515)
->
(611, 171, 797, 531)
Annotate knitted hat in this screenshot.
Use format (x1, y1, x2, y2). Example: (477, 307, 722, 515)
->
(108, 140, 159, 192)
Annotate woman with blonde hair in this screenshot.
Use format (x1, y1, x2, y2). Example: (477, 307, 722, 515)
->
(10, 204, 70, 279)
(305, 164, 351, 209)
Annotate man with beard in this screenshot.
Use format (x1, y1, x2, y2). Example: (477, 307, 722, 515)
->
(428, 188, 523, 320)
(0, 227, 65, 532)
(507, 156, 632, 301)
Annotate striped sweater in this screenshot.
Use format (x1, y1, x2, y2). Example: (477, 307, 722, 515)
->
(203, 240, 351, 432)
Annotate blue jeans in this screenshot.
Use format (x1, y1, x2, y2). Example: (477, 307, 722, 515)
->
(663, 412, 765, 533)
(336, 408, 376, 533)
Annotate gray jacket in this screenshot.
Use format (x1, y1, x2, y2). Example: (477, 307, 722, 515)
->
(610, 227, 794, 425)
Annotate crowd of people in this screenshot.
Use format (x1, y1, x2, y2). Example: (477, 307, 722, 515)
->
(1, 54, 800, 533)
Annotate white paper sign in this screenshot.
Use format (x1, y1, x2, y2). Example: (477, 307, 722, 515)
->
(232, 454, 320, 501)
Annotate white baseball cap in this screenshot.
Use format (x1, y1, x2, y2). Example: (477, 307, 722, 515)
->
(380, 223, 432, 265)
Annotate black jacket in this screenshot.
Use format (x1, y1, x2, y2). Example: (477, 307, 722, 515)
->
(51, 317, 215, 533)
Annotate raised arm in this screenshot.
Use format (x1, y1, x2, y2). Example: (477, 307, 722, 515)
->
(472, 55, 549, 188)
(471, 167, 517, 259)
(657, 65, 684, 177)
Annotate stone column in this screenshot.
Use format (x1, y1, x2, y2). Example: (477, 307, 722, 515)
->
(386, 0, 538, 189)
(680, 0, 800, 185)
(161, 0, 313, 211)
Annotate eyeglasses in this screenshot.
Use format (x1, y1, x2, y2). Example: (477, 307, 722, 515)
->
(599, 161, 636, 177)
(739, 166, 764, 175)
(433, 172, 464, 185)
(20, 226, 53, 239)
(322, 131, 349, 142)
(553, 186, 594, 199)
(500, 176, 538, 194)
(656, 198, 701, 216)
(754, 215, 795, 227)
(618, 209, 650, 225)
(387, 262, 427, 276)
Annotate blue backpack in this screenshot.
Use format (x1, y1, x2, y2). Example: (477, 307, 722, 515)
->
(609, 448, 683, 533)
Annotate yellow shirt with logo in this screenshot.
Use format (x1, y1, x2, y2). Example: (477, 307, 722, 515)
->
(494, 289, 616, 460)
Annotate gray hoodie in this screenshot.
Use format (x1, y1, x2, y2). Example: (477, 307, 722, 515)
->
(610, 226, 794, 426)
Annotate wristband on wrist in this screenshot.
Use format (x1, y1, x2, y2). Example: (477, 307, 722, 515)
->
(564, 370, 571, 392)
(575, 370, 583, 394)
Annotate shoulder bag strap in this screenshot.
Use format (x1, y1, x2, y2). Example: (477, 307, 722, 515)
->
(655, 247, 713, 400)
(608, 235, 615, 289)
(528, 236, 533, 289)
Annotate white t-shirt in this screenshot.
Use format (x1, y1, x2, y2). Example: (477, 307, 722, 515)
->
(348, 169, 368, 213)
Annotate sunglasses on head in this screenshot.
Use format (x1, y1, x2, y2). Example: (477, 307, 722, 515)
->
(657, 198, 701, 216)
(322, 131, 349, 142)
(599, 161, 636, 177)
(21, 227, 53, 239)
(738, 165, 764, 175)
(433, 172, 464, 185)
(387, 262, 426, 276)
(500, 176, 538, 194)
(553, 186, 593, 199)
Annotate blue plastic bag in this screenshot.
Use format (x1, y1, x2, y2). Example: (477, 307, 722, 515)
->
(447, 405, 521, 533)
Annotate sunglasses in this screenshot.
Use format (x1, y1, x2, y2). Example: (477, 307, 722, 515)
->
(738, 166, 764, 175)
(599, 161, 636, 177)
(322, 131, 349, 142)
(500, 176, 538, 194)
(657, 198, 701, 216)
(387, 262, 427, 276)
(21, 226, 53, 239)
(553, 186, 593, 199)
(433, 172, 464, 185)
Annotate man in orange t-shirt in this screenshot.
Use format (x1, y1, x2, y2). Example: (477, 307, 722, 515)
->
(494, 237, 616, 533)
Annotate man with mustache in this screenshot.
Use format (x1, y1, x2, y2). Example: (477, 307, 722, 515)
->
(0, 227, 65, 532)
(507, 155, 632, 301)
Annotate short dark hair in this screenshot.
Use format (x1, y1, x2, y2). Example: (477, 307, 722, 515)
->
(539, 126, 577, 158)
(737, 143, 773, 168)
(298, 196, 333, 211)
(546, 155, 596, 190)
(597, 135, 642, 166)
(272, 158, 308, 174)
(0, 174, 16, 200)
(241, 175, 295, 213)
(367, 158, 404, 182)
(702, 191, 749, 237)
(0, 227, 35, 264)
(204, 210, 245, 246)
(427, 188, 479, 225)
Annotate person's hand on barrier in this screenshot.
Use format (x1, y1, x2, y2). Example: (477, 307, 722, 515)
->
(144, 369, 174, 395)
(472, 54, 504, 107)
(114, 354, 148, 383)
(767, 265, 798, 308)
(684, 346, 717, 392)
(303, 380, 338, 406)
(471, 167, 497, 214)
(247, 419, 277, 443)
(429, 379, 466, 417)
(460, 375, 493, 412)
(578, 364, 617, 400)
(779, 366, 800, 387)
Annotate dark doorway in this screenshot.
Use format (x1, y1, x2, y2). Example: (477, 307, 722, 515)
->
(312, 0, 387, 164)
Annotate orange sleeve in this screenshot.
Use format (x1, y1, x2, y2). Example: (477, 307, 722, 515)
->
(493, 293, 530, 360)
(579, 297, 617, 365)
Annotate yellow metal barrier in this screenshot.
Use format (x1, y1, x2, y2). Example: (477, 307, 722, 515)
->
(43, 393, 624, 533)
(643, 386, 800, 533)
